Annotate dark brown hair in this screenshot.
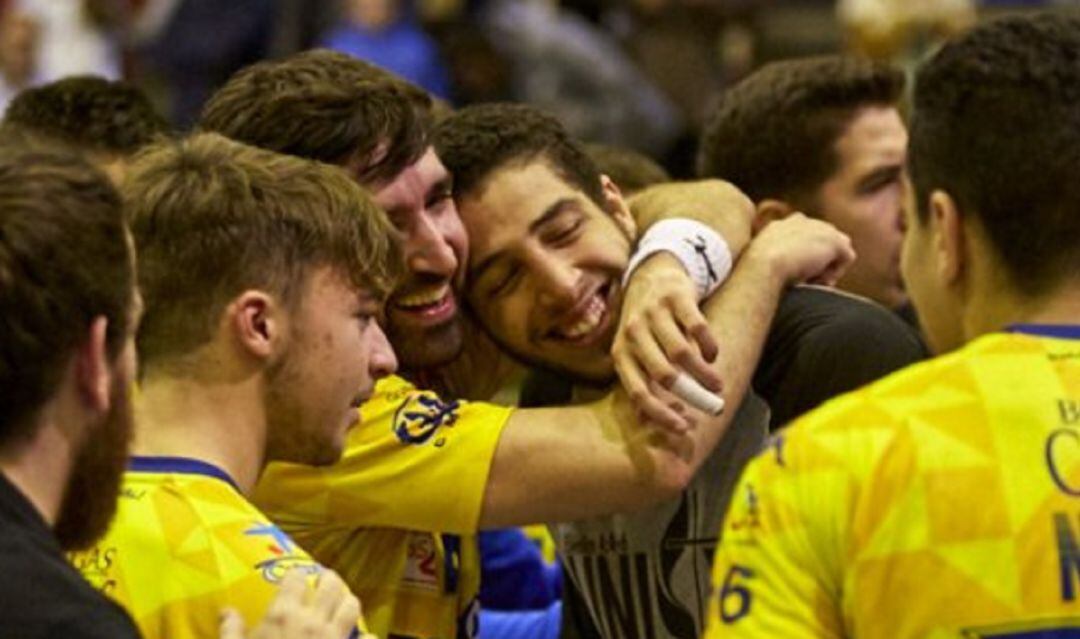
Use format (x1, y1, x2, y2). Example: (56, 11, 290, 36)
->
(698, 55, 904, 207)
(434, 102, 605, 205)
(199, 49, 432, 186)
(0, 144, 133, 445)
(3, 75, 170, 156)
(910, 11, 1080, 296)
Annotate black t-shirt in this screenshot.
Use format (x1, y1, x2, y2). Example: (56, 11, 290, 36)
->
(520, 285, 928, 639)
(523, 286, 928, 425)
(0, 472, 141, 639)
(752, 286, 929, 429)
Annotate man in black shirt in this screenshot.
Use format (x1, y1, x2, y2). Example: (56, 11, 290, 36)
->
(0, 144, 142, 638)
(435, 103, 921, 639)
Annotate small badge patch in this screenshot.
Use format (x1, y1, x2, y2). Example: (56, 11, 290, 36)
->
(393, 391, 460, 445)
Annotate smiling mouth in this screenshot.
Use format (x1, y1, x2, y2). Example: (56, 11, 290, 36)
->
(391, 285, 456, 322)
(547, 282, 612, 344)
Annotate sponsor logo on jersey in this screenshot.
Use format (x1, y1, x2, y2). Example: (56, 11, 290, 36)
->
(70, 546, 119, 594)
(246, 522, 321, 583)
(402, 532, 440, 590)
(393, 391, 460, 445)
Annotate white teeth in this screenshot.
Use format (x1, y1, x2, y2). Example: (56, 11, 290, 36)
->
(397, 286, 449, 308)
(560, 294, 605, 339)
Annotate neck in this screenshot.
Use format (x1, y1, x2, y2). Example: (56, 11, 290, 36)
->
(0, 405, 77, 528)
(133, 368, 268, 495)
(964, 280, 1080, 340)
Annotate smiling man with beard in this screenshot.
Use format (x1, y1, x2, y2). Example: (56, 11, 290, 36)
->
(0, 145, 141, 638)
(68, 133, 397, 639)
(197, 49, 858, 639)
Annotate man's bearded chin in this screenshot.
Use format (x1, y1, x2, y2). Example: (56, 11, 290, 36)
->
(54, 380, 134, 552)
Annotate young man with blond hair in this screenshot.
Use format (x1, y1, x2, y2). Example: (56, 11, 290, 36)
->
(71, 133, 397, 639)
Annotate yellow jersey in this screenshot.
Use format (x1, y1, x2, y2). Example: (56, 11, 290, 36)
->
(707, 329, 1080, 638)
(70, 457, 362, 639)
(254, 375, 512, 639)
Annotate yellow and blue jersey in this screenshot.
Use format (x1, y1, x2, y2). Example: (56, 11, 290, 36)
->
(707, 328, 1080, 638)
(70, 457, 364, 639)
(254, 374, 512, 639)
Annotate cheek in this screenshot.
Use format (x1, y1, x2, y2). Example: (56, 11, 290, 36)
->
(478, 294, 531, 346)
(439, 208, 470, 263)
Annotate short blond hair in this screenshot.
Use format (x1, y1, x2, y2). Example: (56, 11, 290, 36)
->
(127, 132, 402, 369)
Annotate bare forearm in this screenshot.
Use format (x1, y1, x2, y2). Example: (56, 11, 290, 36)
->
(478, 396, 691, 528)
(629, 179, 754, 257)
(687, 250, 784, 459)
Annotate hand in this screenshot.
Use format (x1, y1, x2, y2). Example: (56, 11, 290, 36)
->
(746, 214, 855, 288)
(219, 569, 369, 639)
(614, 253, 723, 432)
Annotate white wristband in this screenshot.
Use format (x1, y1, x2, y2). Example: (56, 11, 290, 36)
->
(623, 218, 733, 301)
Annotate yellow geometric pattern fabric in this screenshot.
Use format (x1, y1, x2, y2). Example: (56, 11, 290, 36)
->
(69, 459, 360, 639)
(253, 374, 512, 638)
(706, 332, 1080, 638)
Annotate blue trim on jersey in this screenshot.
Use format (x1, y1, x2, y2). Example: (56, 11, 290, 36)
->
(128, 456, 241, 492)
(1007, 324, 1080, 339)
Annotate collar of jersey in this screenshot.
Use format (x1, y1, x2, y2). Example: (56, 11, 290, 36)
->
(1006, 323, 1080, 339)
(128, 456, 241, 492)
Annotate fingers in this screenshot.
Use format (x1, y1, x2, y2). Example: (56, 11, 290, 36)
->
(219, 609, 245, 639)
(311, 570, 346, 621)
(330, 596, 362, 639)
(238, 568, 367, 639)
(650, 313, 723, 394)
(313, 570, 361, 639)
(624, 319, 681, 390)
(671, 295, 720, 365)
(258, 570, 307, 631)
(614, 352, 690, 433)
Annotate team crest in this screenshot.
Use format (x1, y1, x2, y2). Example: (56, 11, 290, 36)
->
(393, 391, 460, 445)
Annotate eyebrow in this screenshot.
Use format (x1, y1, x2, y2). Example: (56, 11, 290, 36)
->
(856, 164, 903, 193)
(470, 197, 579, 287)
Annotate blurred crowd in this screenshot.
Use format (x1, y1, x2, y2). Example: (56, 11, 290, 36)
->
(2, 0, 1064, 178)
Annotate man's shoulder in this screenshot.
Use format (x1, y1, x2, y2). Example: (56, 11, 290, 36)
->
(770, 341, 991, 472)
(94, 465, 293, 565)
(776, 286, 924, 349)
(359, 374, 514, 447)
(755, 286, 929, 428)
(0, 537, 139, 639)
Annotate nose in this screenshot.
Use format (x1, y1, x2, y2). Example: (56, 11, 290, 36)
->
(369, 322, 398, 379)
(405, 215, 458, 280)
(533, 257, 580, 311)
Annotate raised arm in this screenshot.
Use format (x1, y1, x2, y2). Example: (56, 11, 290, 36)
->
(618, 179, 757, 422)
(479, 215, 854, 528)
(628, 179, 754, 254)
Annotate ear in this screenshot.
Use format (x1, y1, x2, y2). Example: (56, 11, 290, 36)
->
(929, 189, 965, 286)
(600, 174, 637, 239)
(74, 316, 113, 414)
(753, 199, 797, 235)
(228, 291, 285, 362)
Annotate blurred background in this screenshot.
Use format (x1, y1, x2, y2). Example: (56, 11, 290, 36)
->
(0, 0, 1067, 178)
